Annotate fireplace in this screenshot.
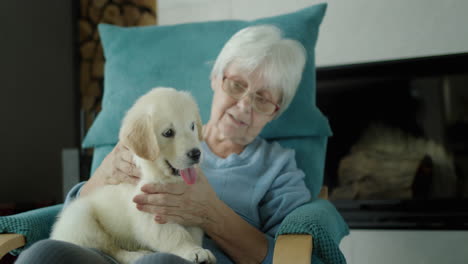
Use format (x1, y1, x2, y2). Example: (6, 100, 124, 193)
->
(316, 53, 468, 229)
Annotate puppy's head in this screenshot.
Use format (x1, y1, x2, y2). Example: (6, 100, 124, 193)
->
(119, 87, 203, 184)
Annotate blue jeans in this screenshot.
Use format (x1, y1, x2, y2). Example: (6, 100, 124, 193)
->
(15, 239, 193, 264)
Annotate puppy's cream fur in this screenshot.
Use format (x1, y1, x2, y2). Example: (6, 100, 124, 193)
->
(51, 87, 216, 264)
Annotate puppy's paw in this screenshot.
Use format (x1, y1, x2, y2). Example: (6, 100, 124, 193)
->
(184, 247, 216, 264)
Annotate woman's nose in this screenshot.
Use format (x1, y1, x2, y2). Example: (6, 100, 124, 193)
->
(237, 93, 253, 113)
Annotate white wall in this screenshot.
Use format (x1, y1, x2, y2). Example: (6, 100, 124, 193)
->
(341, 230, 468, 264)
(158, 0, 468, 67)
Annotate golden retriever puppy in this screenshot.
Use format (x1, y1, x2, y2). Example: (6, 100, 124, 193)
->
(51, 87, 216, 264)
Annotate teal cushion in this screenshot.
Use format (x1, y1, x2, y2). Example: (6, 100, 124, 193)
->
(82, 3, 331, 148)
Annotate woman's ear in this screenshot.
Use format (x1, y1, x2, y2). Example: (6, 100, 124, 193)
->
(211, 76, 222, 92)
(119, 114, 159, 161)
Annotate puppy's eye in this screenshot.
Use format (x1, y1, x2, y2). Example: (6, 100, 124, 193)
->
(191, 122, 195, 131)
(162, 129, 175, 138)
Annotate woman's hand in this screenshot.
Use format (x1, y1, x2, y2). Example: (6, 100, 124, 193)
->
(132, 167, 221, 228)
(81, 142, 141, 196)
(104, 143, 141, 185)
(134, 167, 269, 263)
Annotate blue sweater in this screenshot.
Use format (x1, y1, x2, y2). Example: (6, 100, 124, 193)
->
(66, 137, 312, 263)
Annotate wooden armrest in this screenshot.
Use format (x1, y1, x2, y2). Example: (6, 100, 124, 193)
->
(272, 186, 327, 263)
(273, 234, 313, 264)
(0, 234, 25, 259)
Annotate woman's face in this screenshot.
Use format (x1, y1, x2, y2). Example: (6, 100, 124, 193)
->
(209, 64, 280, 145)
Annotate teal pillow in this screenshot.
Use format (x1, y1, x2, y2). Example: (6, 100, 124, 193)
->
(82, 3, 331, 148)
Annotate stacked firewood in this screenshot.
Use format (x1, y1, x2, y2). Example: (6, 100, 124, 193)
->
(79, 0, 157, 131)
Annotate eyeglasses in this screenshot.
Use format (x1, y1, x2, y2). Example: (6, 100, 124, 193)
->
(222, 76, 280, 115)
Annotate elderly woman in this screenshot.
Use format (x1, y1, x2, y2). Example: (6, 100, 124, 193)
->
(17, 25, 311, 264)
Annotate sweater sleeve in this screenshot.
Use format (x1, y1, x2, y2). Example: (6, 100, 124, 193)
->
(63, 181, 86, 206)
(258, 149, 312, 237)
(261, 234, 276, 264)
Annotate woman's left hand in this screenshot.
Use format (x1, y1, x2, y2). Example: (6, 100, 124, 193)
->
(132, 167, 220, 227)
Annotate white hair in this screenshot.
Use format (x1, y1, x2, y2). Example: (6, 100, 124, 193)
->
(210, 25, 307, 117)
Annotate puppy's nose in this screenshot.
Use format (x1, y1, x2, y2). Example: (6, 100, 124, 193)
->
(187, 148, 201, 162)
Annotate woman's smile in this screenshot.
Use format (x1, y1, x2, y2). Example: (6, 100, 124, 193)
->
(227, 113, 248, 127)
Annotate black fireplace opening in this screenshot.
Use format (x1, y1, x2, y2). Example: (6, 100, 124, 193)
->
(316, 53, 468, 229)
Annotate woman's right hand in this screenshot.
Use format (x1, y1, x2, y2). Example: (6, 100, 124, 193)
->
(80, 142, 141, 196)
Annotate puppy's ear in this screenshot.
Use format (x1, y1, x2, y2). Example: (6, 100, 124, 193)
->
(196, 114, 204, 141)
(120, 114, 159, 161)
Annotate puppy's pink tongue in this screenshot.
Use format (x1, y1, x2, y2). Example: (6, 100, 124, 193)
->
(180, 167, 197, 185)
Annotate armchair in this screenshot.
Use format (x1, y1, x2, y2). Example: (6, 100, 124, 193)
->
(0, 204, 63, 258)
(1, 188, 347, 263)
(1, 3, 349, 263)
